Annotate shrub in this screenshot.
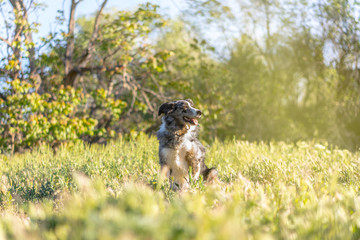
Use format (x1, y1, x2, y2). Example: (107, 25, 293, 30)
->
(0, 80, 126, 153)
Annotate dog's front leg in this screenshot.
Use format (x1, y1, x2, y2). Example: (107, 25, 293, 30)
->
(160, 164, 170, 179)
(185, 151, 201, 180)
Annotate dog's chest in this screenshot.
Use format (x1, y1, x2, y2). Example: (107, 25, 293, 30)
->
(163, 132, 196, 175)
(176, 141, 193, 171)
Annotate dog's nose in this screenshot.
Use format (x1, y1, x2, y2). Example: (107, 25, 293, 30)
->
(196, 110, 202, 116)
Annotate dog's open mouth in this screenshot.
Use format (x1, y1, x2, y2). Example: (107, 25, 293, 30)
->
(183, 116, 198, 125)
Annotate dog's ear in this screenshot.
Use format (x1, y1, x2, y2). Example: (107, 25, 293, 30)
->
(158, 102, 175, 116)
(185, 99, 194, 106)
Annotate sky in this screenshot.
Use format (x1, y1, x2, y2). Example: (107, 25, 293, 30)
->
(0, 0, 304, 60)
(35, 0, 184, 37)
(0, 0, 237, 59)
(0, 0, 188, 88)
(0, 0, 187, 55)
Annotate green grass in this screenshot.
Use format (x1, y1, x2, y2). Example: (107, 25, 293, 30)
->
(1, 133, 360, 239)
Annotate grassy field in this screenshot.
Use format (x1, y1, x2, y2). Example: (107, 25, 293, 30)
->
(1, 134, 360, 239)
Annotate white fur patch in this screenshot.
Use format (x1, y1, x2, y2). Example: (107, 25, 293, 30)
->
(161, 147, 189, 187)
(193, 162, 201, 180)
(159, 119, 166, 133)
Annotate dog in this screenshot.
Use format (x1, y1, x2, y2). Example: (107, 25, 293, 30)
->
(157, 99, 218, 189)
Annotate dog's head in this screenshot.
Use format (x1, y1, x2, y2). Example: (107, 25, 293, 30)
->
(158, 99, 202, 126)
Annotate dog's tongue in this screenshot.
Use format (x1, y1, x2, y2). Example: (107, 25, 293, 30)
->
(192, 119, 198, 125)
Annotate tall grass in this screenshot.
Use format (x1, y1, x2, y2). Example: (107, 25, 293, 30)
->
(1, 133, 360, 239)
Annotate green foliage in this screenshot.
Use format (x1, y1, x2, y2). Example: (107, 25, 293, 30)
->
(0, 80, 95, 153)
(43, 3, 171, 135)
(0, 80, 128, 153)
(154, 21, 230, 140)
(2, 0, 360, 151)
(219, 23, 360, 148)
(1, 136, 360, 239)
(1, 2, 171, 152)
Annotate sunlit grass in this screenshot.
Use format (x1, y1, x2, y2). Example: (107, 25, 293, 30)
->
(1, 134, 360, 239)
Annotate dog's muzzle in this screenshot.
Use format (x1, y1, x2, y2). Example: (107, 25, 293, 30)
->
(183, 110, 201, 125)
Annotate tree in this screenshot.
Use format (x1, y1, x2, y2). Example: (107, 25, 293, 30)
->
(0, 0, 42, 89)
(0, 0, 172, 152)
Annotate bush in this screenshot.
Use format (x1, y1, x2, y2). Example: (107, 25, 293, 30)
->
(0, 80, 126, 153)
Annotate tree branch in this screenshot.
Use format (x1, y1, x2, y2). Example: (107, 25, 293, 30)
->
(64, 0, 77, 80)
(0, 36, 13, 49)
(0, 92, 7, 101)
(8, 0, 27, 80)
(77, 0, 108, 68)
(64, 0, 108, 87)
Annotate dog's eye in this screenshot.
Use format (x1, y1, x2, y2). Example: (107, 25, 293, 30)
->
(182, 109, 187, 113)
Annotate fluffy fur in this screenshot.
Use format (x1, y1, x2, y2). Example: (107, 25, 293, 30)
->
(157, 99, 218, 189)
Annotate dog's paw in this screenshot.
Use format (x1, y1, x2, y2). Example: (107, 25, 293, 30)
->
(204, 168, 218, 183)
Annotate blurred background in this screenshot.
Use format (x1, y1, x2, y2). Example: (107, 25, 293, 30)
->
(1, 0, 360, 153)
